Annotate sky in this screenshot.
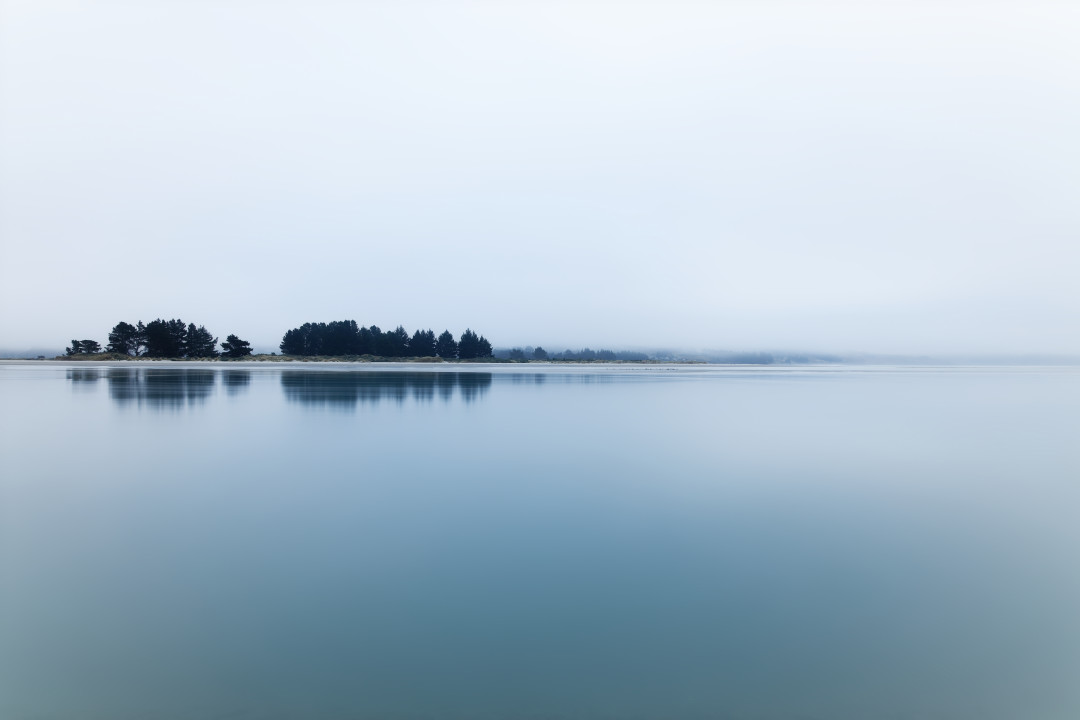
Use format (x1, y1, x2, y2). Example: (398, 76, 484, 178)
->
(1, 1, 1078, 355)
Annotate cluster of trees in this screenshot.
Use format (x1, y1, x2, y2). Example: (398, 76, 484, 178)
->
(66, 339, 102, 355)
(66, 320, 253, 359)
(279, 321, 492, 359)
(497, 346, 651, 362)
(507, 347, 550, 360)
(555, 348, 650, 362)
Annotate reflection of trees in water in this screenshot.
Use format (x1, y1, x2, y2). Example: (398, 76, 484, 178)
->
(508, 373, 547, 386)
(222, 370, 252, 395)
(75, 366, 623, 410)
(66, 368, 101, 387)
(104, 368, 217, 408)
(281, 371, 492, 408)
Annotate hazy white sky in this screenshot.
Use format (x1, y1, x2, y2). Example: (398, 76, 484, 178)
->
(1, 1, 1077, 354)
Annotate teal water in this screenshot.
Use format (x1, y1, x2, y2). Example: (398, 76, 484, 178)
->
(1, 362, 1079, 720)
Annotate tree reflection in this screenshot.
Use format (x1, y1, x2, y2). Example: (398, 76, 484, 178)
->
(222, 370, 252, 395)
(104, 368, 216, 408)
(66, 368, 101, 384)
(281, 371, 492, 408)
(508, 373, 546, 386)
(78, 368, 502, 409)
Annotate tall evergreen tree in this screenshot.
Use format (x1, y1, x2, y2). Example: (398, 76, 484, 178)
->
(381, 325, 410, 357)
(435, 330, 458, 359)
(144, 320, 169, 357)
(357, 325, 375, 355)
(133, 321, 148, 357)
(324, 320, 361, 355)
(457, 329, 481, 359)
(477, 335, 492, 358)
(221, 334, 253, 358)
(186, 323, 219, 358)
(280, 328, 305, 355)
(367, 325, 384, 356)
(410, 329, 437, 357)
(66, 340, 82, 356)
(107, 321, 140, 356)
(168, 319, 188, 357)
(144, 318, 188, 358)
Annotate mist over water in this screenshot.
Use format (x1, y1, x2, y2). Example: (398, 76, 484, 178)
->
(2, 363, 1079, 720)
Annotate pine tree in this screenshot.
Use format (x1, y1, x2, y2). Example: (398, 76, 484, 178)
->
(133, 321, 148, 357)
(381, 325, 410, 357)
(280, 328, 305, 355)
(185, 324, 219, 358)
(324, 320, 361, 355)
(221, 334, 253, 358)
(410, 328, 437, 357)
(435, 330, 458, 359)
(106, 321, 140, 356)
(145, 318, 188, 358)
(457, 329, 480, 359)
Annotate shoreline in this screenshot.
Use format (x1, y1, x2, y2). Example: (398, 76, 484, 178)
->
(3, 359, 1078, 374)
(21, 354, 703, 365)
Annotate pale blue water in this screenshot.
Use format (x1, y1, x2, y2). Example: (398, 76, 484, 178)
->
(1, 362, 1079, 720)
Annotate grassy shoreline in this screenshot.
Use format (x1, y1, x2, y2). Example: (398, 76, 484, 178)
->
(48, 353, 681, 364)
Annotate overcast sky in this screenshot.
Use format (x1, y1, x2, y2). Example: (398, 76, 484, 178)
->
(1, 1, 1077, 354)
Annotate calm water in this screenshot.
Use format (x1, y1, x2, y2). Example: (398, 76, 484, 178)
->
(1, 362, 1079, 720)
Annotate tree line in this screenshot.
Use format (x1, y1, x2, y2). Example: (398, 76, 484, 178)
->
(498, 346, 651, 362)
(64, 319, 496, 360)
(66, 320, 252, 358)
(279, 321, 492, 359)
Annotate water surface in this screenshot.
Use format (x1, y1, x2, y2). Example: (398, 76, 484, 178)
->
(2, 362, 1078, 720)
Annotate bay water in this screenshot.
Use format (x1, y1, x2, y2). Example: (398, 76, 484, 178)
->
(1, 362, 1078, 720)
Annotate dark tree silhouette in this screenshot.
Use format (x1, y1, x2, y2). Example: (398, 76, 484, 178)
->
(278, 321, 489, 359)
(436, 330, 458, 359)
(66, 339, 101, 355)
(381, 326, 410, 357)
(133, 321, 148, 356)
(324, 320, 361, 355)
(221, 334, 253, 358)
(410, 329, 437, 357)
(186, 324, 219, 358)
(533, 346, 549, 360)
(279, 322, 325, 356)
(107, 322, 140, 356)
(144, 319, 188, 358)
(457, 329, 482, 359)
(280, 327, 306, 355)
(367, 325, 384, 355)
(357, 325, 375, 355)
